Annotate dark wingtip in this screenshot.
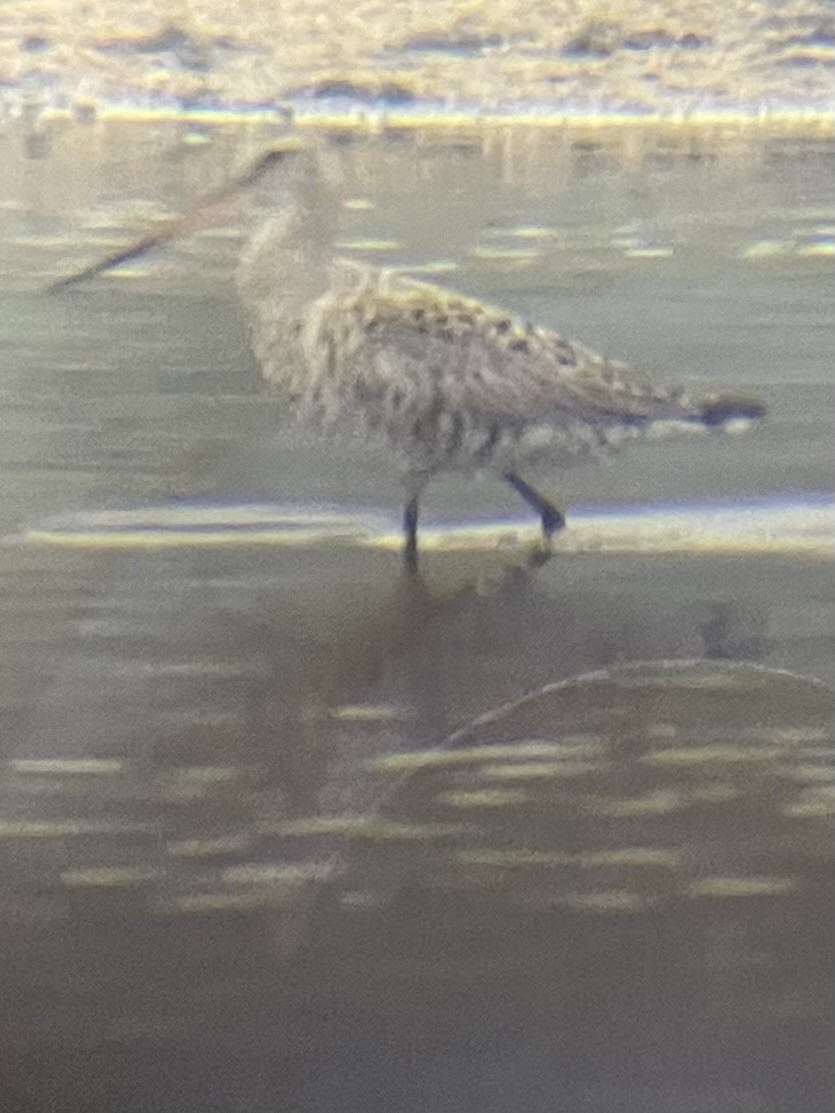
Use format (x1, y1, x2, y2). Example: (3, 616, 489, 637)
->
(699, 394, 767, 427)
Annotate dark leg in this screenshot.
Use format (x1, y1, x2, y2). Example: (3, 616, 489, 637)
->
(503, 470, 566, 541)
(403, 495, 420, 572)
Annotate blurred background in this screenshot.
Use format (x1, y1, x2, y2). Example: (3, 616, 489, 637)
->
(0, 3, 832, 1112)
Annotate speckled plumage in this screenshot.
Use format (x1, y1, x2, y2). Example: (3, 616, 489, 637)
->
(237, 181, 764, 565)
(49, 142, 765, 567)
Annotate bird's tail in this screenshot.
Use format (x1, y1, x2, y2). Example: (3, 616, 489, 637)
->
(600, 391, 767, 449)
(695, 394, 767, 429)
(592, 389, 766, 439)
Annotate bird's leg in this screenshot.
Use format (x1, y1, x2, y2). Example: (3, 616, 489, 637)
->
(403, 495, 420, 573)
(503, 470, 566, 556)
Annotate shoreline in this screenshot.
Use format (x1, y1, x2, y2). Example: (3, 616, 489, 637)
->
(29, 99, 835, 136)
(2, 1, 832, 141)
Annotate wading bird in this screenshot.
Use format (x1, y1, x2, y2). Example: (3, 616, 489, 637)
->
(49, 140, 765, 569)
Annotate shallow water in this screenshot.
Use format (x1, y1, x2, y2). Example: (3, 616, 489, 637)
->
(0, 123, 832, 1112)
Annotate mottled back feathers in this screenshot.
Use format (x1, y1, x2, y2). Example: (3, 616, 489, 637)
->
(243, 245, 721, 479)
(236, 173, 763, 487)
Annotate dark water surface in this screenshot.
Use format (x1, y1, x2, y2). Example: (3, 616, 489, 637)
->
(0, 123, 832, 1112)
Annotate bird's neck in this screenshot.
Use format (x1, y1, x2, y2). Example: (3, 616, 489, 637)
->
(236, 187, 340, 390)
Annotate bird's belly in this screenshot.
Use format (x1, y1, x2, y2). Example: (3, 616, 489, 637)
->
(290, 376, 650, 479)
(393, 414, 638, 477)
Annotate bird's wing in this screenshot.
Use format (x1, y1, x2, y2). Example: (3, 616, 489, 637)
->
(352, 274, 695, 428)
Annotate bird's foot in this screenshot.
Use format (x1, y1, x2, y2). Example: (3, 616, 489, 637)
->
(526, 538, 554, 569)
(402, 494, 420, 574)
(541, 504, 566, 539)
(526, 508, 566, 569)
(403, 541, 419, 575)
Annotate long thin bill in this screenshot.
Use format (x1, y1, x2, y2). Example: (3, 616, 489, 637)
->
(46, 144, 303, 294)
